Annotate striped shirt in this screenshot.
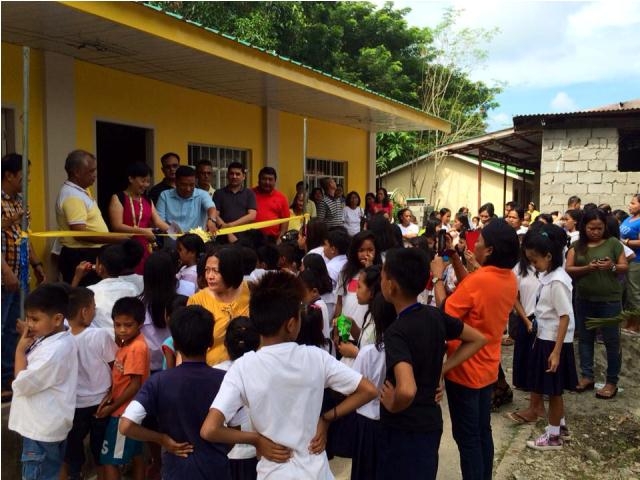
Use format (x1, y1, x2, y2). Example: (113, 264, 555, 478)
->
(317, 194, 345, 229)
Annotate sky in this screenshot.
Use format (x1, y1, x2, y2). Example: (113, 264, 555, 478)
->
(377, 0, 640, 131)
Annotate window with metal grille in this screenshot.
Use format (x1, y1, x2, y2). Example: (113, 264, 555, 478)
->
(619, 130, 640, 172)
(187, 144, 251, 189)
(305, 158, 347, 190)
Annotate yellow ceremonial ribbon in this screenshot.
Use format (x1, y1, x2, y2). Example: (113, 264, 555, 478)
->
(21, 214, 309, 240)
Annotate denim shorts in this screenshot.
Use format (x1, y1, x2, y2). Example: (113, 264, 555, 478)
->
(21, 437, 66, 480)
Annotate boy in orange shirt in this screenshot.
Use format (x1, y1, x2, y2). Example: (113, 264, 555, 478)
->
(96, 296, 150, 480)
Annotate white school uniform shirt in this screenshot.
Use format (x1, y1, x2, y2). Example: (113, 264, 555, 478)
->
(9, 331, 79, 442)
(336, 273, 368, 367)
(211, 360, 257, 460)
(326, 255, 347, 290)
(73, 328, 117, 408)
(211, 342, 362, 480)
(119, 273, 144, 296)
(352, 344, 385, 420)
(534, 267, 575, 343)
(305, 246, 329, 264)
(89, 277, 140, 338)
(141, 310, 171, 372)
(343, 207, 364, 237)
(399, 222, 419, 247)
(514, 264, 541, 317)
(312, 298, 333, 355)
(176, 264, 198, 290)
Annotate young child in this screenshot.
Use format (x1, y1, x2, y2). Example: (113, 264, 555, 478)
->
(161, 294, 189, 369)
(323, 228, 351, 288)
(350, 266, 396, 480)
(201, 271, 378, 479)
(524, 224, 578, 450)
(212, 316, 261, 480)
(64, 287, 118, 480)
(334, 231, 380, 366)
(97, 296, 150, 480)
(176, 233, 205, 291)
(72, 244, 140, 337)
(301, 253, 336, 319)
(9, 284, 79, 479)
(120, 305, 234, 479)
(378, 248, 487, 479)
(298, 269, 332, 354)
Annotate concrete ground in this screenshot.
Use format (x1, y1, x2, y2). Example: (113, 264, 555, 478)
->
(328, 392, 519, 480)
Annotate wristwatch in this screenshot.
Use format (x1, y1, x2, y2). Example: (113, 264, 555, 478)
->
(432, 276, 442, 286)
(611, 264, 617, 272)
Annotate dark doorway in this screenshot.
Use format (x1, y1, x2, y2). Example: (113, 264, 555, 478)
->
(96, 121, 153, 228)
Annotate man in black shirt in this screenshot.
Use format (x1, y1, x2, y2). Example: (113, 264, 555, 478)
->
(212, 162, 257, 244)
(148, 152, 180, 205)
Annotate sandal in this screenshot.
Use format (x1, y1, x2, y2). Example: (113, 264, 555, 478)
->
(504, 411, 538, 424)
(575, 379, 595, 393)
(595, 384, 618, 400)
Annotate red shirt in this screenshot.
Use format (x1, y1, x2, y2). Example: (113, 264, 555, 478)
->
(252, 187, 290, 238)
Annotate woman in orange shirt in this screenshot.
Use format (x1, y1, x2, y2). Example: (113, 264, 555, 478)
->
(431, 219, 519, 480)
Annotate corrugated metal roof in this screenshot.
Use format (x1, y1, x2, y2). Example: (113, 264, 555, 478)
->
(513, 99, 640, 120)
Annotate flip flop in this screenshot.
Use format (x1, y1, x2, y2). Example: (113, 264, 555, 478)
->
(595, 385, 618, 400)
(575, 380, 595, 392)
(504, 411, 537, 424)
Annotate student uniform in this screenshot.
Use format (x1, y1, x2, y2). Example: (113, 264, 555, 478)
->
(212, 342, 362, 480)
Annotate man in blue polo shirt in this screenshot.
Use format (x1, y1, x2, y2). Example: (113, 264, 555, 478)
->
(156, 166, 218, 234)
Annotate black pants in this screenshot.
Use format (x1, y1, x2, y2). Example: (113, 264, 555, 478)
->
(64, 405, 109, 478)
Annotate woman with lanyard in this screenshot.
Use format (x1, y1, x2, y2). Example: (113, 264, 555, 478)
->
(108, 162, 169, 274)
(620, 194, 640, 334)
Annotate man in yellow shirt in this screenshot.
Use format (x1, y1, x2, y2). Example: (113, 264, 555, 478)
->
(56, 149, 124, 285)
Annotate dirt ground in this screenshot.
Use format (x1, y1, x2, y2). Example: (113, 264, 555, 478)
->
(494, 332, 640, 480)
(2, 336, 639, 480)
(331, 333, 640, 480)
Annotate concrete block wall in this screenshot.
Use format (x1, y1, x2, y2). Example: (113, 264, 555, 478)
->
(540, 127, 640, 214)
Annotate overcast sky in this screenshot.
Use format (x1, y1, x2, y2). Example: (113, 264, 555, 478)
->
(378, 0, 640, 130)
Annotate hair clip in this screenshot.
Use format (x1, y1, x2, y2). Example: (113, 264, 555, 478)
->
(540, 232, 549, 238)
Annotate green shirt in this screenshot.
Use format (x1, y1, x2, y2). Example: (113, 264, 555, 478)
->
(572, 237, 624, 302)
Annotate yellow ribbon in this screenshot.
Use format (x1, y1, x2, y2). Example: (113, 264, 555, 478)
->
(21, 214, 309, 239)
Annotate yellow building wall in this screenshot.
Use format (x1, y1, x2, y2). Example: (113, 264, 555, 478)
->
(74, 60, 265, 186)
(382, 155, 515, 215)
(278, 112, 369, 199)
(1, 42, 47, 253)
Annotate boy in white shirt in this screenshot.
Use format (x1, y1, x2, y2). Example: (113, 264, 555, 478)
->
(63, 287, 118, 480)
(201, 271, 377, 480)
(9, 284, 79, 480)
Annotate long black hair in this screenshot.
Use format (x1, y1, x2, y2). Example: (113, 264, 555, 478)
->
(141, 251, 178, 329)
(340, 230, 381, 295)
(574, 208, 610, 256)
(359, 266, 396, 351)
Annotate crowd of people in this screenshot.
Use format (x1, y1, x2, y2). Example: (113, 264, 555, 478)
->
(2, 149, 640, 480)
